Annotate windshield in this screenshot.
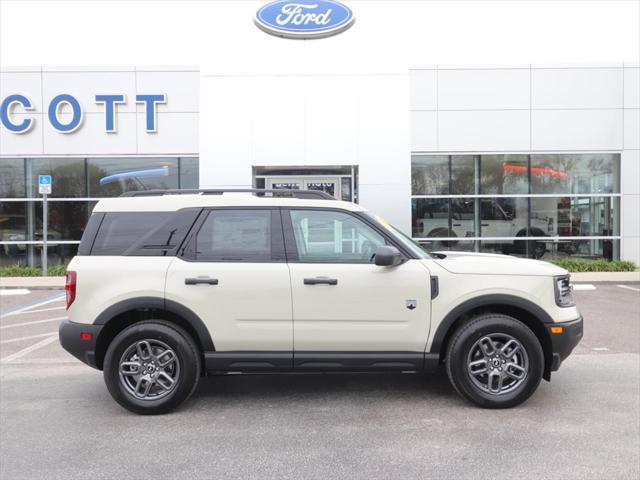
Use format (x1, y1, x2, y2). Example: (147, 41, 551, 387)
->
(365, 213, 431, 259)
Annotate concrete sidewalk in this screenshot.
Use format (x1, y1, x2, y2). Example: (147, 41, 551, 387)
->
(0, 276, 65, 289)
(1, 271, 638, 289)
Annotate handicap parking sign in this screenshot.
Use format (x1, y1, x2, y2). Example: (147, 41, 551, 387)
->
(39, 175, 52, 194)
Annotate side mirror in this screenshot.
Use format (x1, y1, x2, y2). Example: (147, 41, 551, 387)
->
(374, 245, 403, 267)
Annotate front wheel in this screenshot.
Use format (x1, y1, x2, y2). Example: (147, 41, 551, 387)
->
(103, 320, 201, 414)
(446, 314, 544, 408)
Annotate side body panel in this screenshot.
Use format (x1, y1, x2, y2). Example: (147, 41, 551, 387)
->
(423, 259, 581, 352)
(66, 256, 173, 326)
(164, 258, 293, 351)
(288, 259, 432, 352)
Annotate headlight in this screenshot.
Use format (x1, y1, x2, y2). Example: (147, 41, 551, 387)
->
(554, 275, 574, 307)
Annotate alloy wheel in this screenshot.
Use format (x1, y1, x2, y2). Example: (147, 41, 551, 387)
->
(118, 339, 180, 400)
(466, 333, 529, 395)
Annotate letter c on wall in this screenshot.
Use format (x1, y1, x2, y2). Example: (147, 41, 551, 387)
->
(0, 94, 35, 133)
(48, 94, 83, 133)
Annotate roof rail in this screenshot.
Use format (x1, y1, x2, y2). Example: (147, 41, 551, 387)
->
(119, 188, 334, 200)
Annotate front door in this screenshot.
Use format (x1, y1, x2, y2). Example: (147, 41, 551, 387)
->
(284, 208, 432, 356)
(165, 208, 293, 357)
(266, 177, 342, 200)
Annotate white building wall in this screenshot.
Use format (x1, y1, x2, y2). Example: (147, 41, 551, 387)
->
(199, 74, 411, 233)
(0, 67, 199, 157)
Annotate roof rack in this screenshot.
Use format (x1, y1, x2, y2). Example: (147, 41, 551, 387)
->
(119, 188, 334, 200)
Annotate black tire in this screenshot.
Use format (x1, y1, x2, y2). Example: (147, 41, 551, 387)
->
(445, 313, 544, 408)
(103, 320, 201, 415)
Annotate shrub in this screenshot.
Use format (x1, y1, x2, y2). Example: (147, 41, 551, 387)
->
(0, 264, 67, 277)
(549, 258, 637, 272)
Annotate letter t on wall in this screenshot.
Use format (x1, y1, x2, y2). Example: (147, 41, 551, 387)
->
(136, 94, 167, 133)
(95, 94, 126, 133)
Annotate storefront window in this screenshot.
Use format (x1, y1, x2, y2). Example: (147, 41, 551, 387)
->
(480, 155, 529, 194)
(410, 153, 621, 260)
(0, 201, 27, 244)
(530, 154, 619, 194)
(0, 159, 26, 198)
(411, 155, 449, 195)
(0, 157, 198, 267)
(88, 158, 180, 196)
(36, 201, 96, 241)
(530, 196, 618, 237)
(179, 157, 200, 189)
(451, 155, 476, 195)
(30, 158, 86, 198)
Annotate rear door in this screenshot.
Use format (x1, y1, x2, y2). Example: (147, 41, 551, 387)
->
(165, 208, 293, 363)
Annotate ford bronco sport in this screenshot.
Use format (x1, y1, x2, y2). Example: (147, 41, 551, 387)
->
(59, 189, 583, 414)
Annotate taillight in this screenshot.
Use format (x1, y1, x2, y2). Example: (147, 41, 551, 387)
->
(65, 271, 77, 310)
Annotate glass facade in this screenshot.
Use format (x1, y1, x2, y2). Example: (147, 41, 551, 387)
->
(411, 154, 620, 260)
(0, 157, 198, 267)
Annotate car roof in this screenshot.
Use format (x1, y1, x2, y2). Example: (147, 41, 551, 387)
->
(92, 193, 367, 213)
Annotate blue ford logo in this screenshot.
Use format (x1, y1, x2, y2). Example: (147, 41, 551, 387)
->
(255, 0, 355, 39)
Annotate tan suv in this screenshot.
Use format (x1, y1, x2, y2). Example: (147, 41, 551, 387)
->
(59, 189, 583, 414)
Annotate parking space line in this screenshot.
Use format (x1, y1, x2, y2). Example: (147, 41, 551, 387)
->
(0, 332, 59, 345)
(5, 305, 66, 316)
(0, 335, 58, 363)
(573, 284, 596, 291)
(617, 284, 640, 292)
(0, 293, 65, 318)
(0, 316, 67, 330)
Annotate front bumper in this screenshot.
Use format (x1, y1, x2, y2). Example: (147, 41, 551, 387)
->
(549, 316, 583, 371)
(58, 319, 103, 369)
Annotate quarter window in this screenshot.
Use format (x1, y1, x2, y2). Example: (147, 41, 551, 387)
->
(195, 210, 272, 261)
(91, 212, 169, 255)
(288, 210, 385, 263)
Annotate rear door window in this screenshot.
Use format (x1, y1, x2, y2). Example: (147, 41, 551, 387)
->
(193, 209, 274, 262)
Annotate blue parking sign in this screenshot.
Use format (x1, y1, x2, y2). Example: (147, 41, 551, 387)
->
(39, 175, 52, 194)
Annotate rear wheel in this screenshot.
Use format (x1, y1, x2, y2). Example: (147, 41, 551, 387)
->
(103, 320, 201, 414)
(446, 313, 543, 408)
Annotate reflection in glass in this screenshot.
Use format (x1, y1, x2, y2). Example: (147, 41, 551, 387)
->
(88, 158, 179, 196)
(451, 155, 475, 194)
(480, 155, 528, 194)
(179, 157, 199, 189)
(0, 159, 26, 197)
(411, 155, 449, 195)
(530, 154, 619, 194)
(0, 201, 27, 248)
(40, 201, 96, 241)
(30, 158, 86, 198)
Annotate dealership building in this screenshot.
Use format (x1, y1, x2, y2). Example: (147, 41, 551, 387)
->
(1, 60, 639, 266)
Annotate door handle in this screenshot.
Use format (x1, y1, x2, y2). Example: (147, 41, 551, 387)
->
(452, 223, 462, 227)
(304, 277, 338, 285)
(481, 223, 489, 227)
(185, 277, 219, 285)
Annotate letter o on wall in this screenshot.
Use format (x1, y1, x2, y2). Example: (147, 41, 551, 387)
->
(48, 94, 83, 133)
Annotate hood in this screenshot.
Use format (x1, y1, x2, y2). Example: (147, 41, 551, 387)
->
(431, 251, 568, 276)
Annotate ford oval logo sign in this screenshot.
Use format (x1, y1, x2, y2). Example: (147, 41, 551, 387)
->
(255, 1, 355, 39)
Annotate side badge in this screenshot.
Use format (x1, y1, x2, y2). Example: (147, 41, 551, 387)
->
(406, 300, 417, 310)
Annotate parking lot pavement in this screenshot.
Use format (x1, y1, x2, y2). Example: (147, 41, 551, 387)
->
(0, 284, 639, 480)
